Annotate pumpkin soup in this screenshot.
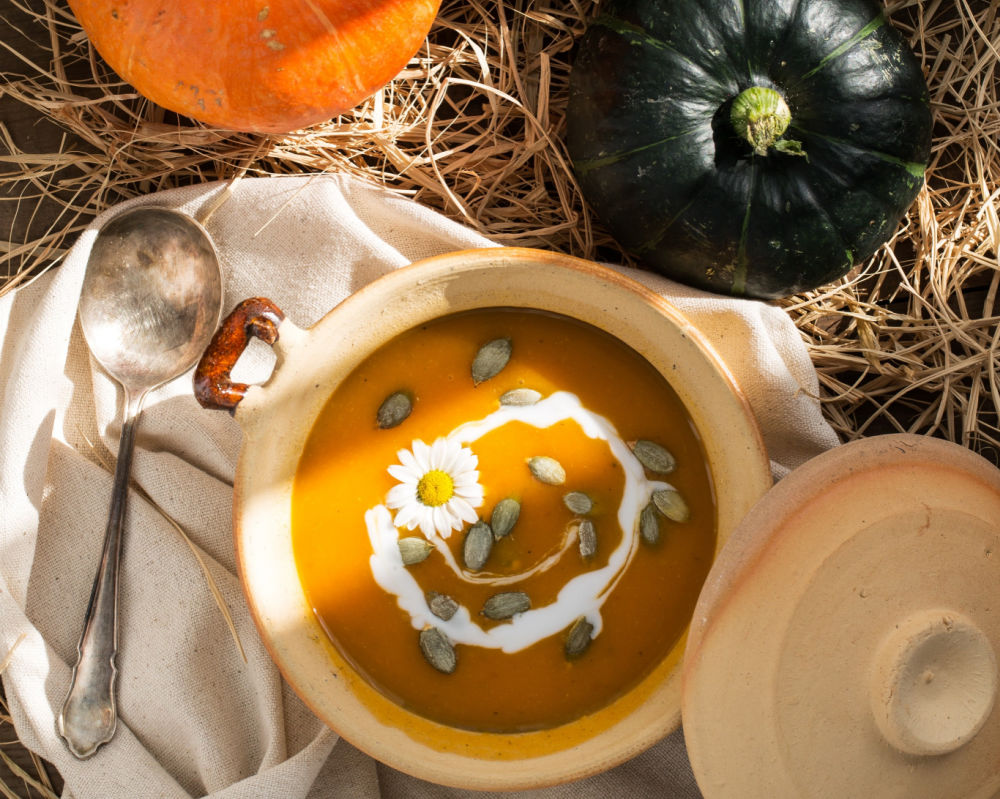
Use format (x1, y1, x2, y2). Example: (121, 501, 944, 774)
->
(292, 307, 715, 732)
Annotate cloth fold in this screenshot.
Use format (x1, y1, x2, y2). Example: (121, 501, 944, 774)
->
(0, 174, 839, 799)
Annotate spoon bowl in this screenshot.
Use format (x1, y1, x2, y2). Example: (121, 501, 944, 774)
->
(58, 205, 223, 759)
(79, 207, 223, 387)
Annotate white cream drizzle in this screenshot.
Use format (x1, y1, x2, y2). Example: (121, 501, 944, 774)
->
(365, 391, 672, 654)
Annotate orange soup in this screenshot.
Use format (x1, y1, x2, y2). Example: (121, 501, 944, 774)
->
(292, 307, 715, 732)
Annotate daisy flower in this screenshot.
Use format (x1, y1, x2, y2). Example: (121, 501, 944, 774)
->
(386, 437, 484, 539)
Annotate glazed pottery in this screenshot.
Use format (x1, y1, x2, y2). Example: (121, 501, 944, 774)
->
(194, 247, 771, 789)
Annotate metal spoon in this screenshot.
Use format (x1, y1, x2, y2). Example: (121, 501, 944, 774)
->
(58, 206, 223, 759)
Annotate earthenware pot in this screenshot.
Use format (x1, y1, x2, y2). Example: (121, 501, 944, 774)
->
(193, 247, 771, 789)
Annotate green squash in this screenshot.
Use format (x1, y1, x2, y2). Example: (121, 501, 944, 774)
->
(566, 0, 932, 299)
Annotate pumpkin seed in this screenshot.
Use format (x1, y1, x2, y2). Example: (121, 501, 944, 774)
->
(500, 387, 542, 406)
(564, 616, 594, 660)
(563, 491, 592, 515)
(639, 501, 660, 545)
(398, 536, 433, 565)
(578, 519, 597, 558)
(376, 390, 412, 429)
(652, 488, 691, 522)
(419, 627, 457, 674)
(528, 456, 566, 485)
(632, 439, 676, 474)
(490, 497, 521, 539)
(426, 591, 459, 621)
(472, 337, 512, 385)
(481, 591, 531, 620)
(463, 520, 493, 570)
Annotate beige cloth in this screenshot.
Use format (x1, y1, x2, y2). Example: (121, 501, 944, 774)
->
(0, 174, 839, 798)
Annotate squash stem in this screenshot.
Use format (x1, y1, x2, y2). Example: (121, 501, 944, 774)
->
(730, 87, 802, 157)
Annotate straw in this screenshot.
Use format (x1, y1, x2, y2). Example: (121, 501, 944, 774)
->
(3, 0, 996, 461)
(783, 0, 1000, 457)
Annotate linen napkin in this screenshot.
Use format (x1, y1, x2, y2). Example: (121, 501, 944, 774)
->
(0, 173, 840, 799)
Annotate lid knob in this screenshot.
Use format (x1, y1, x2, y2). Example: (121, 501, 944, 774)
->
(870, 608, 998, 756)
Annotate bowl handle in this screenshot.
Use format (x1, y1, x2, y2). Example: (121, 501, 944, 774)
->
(193, 297, 285, 414)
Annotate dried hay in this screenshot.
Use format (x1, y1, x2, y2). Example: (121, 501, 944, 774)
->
(0, 636, 59, 799)
(789, 0, 1000, 459)
(2, 0, 997, 460)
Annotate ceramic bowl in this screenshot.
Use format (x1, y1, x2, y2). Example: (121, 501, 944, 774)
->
(193, 247, 771, 789)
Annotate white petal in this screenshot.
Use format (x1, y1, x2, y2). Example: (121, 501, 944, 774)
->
(394, 504, 423, 531)
(452, 471, 480, 490)
(396, 447, 420, 474)
(412, 439, 431, 472)
(418, 513, 437, 539)
(432, 505, 454, 536)
(455, 482, 484, 503)
(446, 510, 465, 533)
(438, 446, 460, 475)
(399, 502, 426, 530)
(448, 496, 479, 524)
(387, 464, 417, 483)
(454, 447, 478, 472)
(429, 437, 451, 470)
(451, 441, 474, 472)
(386, 483, 416, 509)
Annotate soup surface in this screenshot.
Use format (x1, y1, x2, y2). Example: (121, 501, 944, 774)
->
(292, 307, 716, 732)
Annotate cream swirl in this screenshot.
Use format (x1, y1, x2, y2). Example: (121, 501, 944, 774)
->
(365, 391, 672, 653)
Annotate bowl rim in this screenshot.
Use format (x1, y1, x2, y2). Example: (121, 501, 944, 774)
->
(229, 247, 771, 789)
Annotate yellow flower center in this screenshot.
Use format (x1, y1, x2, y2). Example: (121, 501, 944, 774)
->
(417, 469, 455, 507)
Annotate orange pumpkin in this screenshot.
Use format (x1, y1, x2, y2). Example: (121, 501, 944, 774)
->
(68, 0, 441, 133)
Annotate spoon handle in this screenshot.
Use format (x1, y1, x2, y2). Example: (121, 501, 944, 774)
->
(58, 389, 146, 759)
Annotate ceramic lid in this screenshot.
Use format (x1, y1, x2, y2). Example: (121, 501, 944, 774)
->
(682, 433, 1000, 798)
